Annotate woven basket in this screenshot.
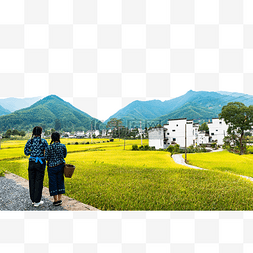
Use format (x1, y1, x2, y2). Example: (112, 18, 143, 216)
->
(64, 164, 75, 178)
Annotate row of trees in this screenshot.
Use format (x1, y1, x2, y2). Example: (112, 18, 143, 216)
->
(106, 118, 149, 139)
(3, 129, 26, 138)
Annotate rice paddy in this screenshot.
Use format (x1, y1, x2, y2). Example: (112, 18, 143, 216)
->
(2, 138, 253, 210)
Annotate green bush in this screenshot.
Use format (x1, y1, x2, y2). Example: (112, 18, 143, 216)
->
(174, 144, 180, 153)
(0, 169, 5, 177)
(166, 145, 174, 155)
(75, 142, 79, 145)
(132, 144, 138, 150)
(144, 145, 150, 150)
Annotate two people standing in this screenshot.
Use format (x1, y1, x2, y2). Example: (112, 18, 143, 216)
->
(24, 126, 67, 207)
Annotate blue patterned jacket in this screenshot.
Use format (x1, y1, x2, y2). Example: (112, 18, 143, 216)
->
(24, 137, 48, 163)
(45, 142, 67, 168)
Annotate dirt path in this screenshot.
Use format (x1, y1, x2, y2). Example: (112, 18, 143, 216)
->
(4, 172, 99, 211)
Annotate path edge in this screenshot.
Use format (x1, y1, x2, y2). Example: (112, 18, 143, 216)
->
(4, 172, 99, 211)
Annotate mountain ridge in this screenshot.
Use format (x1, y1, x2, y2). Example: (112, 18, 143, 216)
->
(0, 95, 101, 132)
(105, 90, 253, 125)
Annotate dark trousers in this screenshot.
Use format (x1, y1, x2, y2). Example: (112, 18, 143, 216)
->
(48, 164, 65, 196)
(28, 160, 46, 203)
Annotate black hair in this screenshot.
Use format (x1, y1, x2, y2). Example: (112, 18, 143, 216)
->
(50, 132, 61, 145)
(31, 126, 42, 144)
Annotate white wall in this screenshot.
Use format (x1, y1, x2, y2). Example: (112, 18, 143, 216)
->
(148, 128, 164, 149)
(208, 118, 228, 145)
(164, 119, 196, 147)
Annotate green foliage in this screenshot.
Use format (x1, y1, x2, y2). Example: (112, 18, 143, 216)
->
(144, 145, 150, 150)
(0, 169, 5, 177)
(166, 145, 174, 156)
(132, 144, 138, 150)
(245, 132, 252, 137)
(19, 130, 26, 137)
(219, 102, 253, 155)
(199, 122, 209, 133)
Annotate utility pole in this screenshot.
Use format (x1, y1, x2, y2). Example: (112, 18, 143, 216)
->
(91, 121, 93, 143)
(185, 123, 187, 163)
(140, 121, 142, 145)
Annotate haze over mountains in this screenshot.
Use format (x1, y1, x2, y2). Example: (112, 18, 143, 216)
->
(0, 90, 253, 131)
(0, 97, 41, 114)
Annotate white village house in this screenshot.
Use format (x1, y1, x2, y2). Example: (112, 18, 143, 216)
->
(148, 118, 229, 150)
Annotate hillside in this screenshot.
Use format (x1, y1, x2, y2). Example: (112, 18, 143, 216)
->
(155, 102, 217, 125)
(105, 90, 253, 125)
(0, 105, 11, 116)
(0, 95, 101, 132)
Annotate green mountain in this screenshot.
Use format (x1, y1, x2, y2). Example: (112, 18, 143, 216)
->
(0, 95, 101, 132)
(105, 90, 253, 126)
(155, 102, 217, 125)
(0, 105, 11, 116)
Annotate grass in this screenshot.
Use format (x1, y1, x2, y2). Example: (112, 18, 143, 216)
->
(186, 150, 253, 178)
(2, 144, 253, 210)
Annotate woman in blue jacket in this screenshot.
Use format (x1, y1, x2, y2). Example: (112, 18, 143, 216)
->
(45, 132, 67, 206)
(24, 126, 48, 207)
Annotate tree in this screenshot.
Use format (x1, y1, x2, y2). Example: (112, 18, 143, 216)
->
(19, 130, 26, 137)
(106, 118, 123, 139)
(51, 128, 55, 134)
(219, 102, 253, 155)
(199, 122, 209, 133)
(12, 129, 20, 136)
(4, 129, 12, 138)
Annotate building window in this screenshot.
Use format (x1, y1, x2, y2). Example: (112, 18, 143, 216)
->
(211, 133, 214, 135)
(173, 138, 176, 141)
(219, 122, 222, 124)
(167, 133, 169, 135)
(176, 124, 178, 127)
(172, 130, 175, 132)
(216, 129, 218, 131)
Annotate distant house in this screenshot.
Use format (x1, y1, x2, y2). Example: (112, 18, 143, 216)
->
(148, 127, 164, 149)
(85, 130, 100, 137)
(148, 118, 229, 150)
(102, 129, 107, 137)
(163, 118, 198, 148)
(208, 118, 228, 145)
(75, 131, 85, 137)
